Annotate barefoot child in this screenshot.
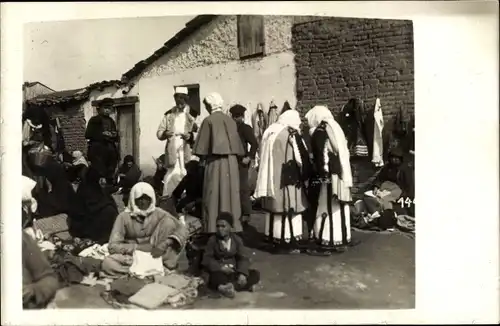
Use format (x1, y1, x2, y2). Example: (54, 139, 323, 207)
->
(202, 212, 260, 298)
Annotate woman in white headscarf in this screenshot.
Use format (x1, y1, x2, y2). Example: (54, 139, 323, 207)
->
(102, 182, 188, 276)
(192, 92, 245, 234)
(255, 109, 312, 254)
(305, 105, 354, 255)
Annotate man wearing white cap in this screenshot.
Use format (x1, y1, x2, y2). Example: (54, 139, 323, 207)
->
(156, 86, 198, 196)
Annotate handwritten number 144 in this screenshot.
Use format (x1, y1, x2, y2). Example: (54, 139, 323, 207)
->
(397, 197, 415, 208)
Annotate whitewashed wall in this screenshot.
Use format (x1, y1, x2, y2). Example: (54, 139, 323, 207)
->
(133, 15, 298, 175)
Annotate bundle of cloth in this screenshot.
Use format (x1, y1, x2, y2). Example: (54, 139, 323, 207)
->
(101, 273, 204, 310)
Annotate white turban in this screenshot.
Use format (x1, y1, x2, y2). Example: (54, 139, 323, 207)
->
(204, 92, 224, 112)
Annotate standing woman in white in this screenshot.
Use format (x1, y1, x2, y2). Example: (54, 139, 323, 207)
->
(306, 105, 355, 255)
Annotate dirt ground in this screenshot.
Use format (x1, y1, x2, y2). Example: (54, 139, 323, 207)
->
(52, 201, 415, 310)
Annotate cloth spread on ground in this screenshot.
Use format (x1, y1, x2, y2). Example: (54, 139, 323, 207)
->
(351, 212, 415, 239)
(102, 273, 203, 309)
(50, 251, 102, 286)
(129, 250, 165, 279)
(128, 283, 179, 309)
(108, 277, 149, 303)
(78, 243, 110, 260)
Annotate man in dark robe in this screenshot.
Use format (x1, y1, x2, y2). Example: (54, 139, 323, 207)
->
(192, 92, 245, 234)
(85, 97, 120, 184)
(229, 104, 258, 225)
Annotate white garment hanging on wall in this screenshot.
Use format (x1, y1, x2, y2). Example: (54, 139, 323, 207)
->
(372, 98, 385, 167)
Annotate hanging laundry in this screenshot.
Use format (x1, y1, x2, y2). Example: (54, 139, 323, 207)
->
(372, 98, 385, 167)
(267, 100, 279, 126)
(252, 103, 268, 146)
(339, 98, 371, 158)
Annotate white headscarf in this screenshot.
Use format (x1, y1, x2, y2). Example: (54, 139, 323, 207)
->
(204, 92, 225, 114)
(277, 109, 301, 131)
(255, 109, 304, 198)
(72, 150, 89, 167)
(22, 176, 38, 213)
(305, 105, 353, 187)
(126, 182, 157, 217)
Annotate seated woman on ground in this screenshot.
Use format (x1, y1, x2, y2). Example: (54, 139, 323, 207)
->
(357, 146, 415, 228)
(101, 182, 189, 277)
(22, 176, 59, 309)
(29, 154, 77, 219)
(70, 167, 119, 244)
(202, 212, 260, 298)
(116, 155, 142, 206)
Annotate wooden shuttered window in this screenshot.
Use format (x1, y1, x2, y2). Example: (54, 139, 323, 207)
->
(237, 15, 265, 59)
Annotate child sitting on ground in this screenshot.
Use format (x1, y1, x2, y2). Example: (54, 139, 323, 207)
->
(202, 212, 260, 298)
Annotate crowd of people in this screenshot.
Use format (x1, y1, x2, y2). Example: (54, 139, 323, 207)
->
(21, 86, 415, 308)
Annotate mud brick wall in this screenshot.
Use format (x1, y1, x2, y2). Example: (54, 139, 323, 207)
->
(292, 17, 415, 199)
(48, 105, 88, 154)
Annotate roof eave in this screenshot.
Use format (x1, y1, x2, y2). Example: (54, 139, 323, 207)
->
(121, 14, 218, 83)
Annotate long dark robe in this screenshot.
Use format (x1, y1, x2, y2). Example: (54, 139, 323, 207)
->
(31, 159, 77, 218)
(192, 111, 245, 233)
(69, 167, 119, 244)
(85, 115, 119, 180)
